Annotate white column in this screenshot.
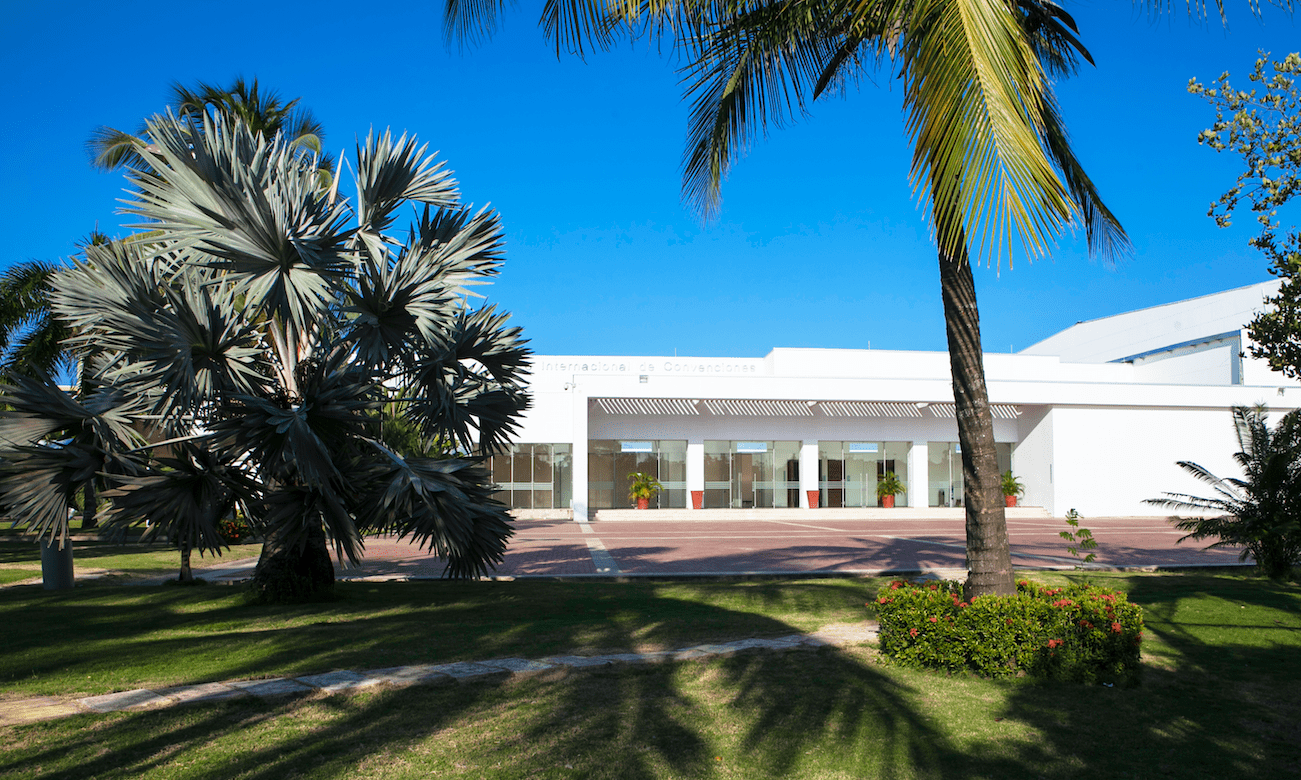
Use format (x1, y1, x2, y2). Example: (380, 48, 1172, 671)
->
(686, 439, 704, 509)
(570, 388, 589, 522)
(907, 441, 928, 509)
(799, 440, 820, 508)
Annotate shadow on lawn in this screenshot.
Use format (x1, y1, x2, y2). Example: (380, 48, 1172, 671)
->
(988, 572, 1301, 778)
(0, 593, 1007, 780)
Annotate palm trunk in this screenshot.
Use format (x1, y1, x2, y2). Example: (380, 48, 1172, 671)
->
(937, 238, 1015, 599)
(178, 541, 193, 582)
(81, 483, 97, 530)
(251, 520, 335, 603)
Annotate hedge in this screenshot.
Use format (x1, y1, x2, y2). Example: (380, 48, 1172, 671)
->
(874, 578, 1144, 686)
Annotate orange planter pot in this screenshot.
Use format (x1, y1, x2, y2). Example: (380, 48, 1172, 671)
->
(882, 494, 895, 508)
(806, 490, 820, 509)
(1005, 495, 1017, 507)
(636, 497, 650, 510)
(691, 490, 704, 510)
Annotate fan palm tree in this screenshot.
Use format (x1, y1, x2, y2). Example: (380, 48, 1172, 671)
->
(1147, 405, 1301, 579)
(444, 0, 1134, 596)
(0, 114, 530, 597)
(87, 77, 332, 175)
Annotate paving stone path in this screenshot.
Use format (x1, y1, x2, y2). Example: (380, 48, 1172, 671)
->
(0, 623, 878, 726)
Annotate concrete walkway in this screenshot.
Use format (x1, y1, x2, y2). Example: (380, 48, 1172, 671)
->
(0, 623, 878, 726)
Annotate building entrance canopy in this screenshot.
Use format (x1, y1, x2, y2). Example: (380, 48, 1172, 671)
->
(591, 398, 1023, 420)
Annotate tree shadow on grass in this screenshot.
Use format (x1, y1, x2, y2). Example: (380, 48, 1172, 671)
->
(985, 571, 1301, 778)
(11, 574, 1298, 778)
(0, 593, 1004, 780)
(0, 655, 993, 780)
(0, 579, 865, 697)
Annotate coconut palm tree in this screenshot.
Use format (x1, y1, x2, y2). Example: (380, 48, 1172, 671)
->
(0, 114, 530, 598)
(0, 259, 68, 381)
(87, 77, 332, 175)
(444, 0, 1131, 596)
(1147, 405, 1301, 579)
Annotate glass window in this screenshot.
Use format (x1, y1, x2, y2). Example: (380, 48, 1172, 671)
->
(706, 441, 802, 508)
(704, 440, 731, 509)
(928, 442, 962, 507)
(819, 442, 911, 507)
(927, 442, 1014, 507)
(587, 440, 689, 509)
(485, 443, 574, 509)
(554, 444, 573, 509)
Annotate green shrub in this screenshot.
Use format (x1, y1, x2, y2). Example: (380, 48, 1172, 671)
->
(874, 578, 1144, 686)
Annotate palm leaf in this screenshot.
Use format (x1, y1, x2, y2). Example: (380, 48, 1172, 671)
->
(352, 448, 513, 578)
(123, 113, 355, 343)
(354, 130, 460, 241)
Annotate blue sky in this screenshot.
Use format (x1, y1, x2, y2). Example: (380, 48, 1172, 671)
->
(1, 1, 1297, 358)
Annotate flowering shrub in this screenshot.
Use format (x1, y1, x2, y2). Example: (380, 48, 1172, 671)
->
(874, 578, 1144, 686)
(217, 517, 251, 545)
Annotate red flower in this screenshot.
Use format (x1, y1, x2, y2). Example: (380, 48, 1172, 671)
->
(890, 580, 904, 590)
(929, 616, 938, 623)
(1079, 620, 1093, 629)
(1047, 639, 1063, 649)
(1052, 599, 1074, 608)
(928, 584, 938, 591)
(1005, 619, 1014, 626)
(877, 597, 892, 605)
(1111, 622, 1123, 634)
(909, 628, 920, 638)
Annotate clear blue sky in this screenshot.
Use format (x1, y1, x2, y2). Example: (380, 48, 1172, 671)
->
(1, 2, 1297, 358)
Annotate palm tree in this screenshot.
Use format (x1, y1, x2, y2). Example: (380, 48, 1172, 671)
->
(1147, 405, 1301, 579)
(87, 77, 332, 175)
(0, 114, 531, 598)
(0, 259, 68, 381)
(444, 0, 1131, 596)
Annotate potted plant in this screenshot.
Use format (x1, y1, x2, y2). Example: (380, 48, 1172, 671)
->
(876, 472, 905, 508)
(628, 472, 663, 510)
(1001, 471, 1024, 507)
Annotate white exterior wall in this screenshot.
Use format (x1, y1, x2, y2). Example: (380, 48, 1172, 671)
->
(1046, 406, 1247, 517)
(506, 282, 1301, 519)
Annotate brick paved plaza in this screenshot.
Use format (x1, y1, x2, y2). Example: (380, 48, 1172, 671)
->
(348, 515, 1246, 580)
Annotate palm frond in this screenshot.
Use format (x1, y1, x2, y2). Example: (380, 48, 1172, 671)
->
(678, 0, 869, 217)
(353, 448, 512, 578)
(407, 306, 531, 454)
(100, 442, 258, 555)
(901, 0, 1075, 265)
(1035, 87, 1130, 262)
(354, 129, 460, 242)
(123, 113, 355, 343)
(86, 125, 150, 171)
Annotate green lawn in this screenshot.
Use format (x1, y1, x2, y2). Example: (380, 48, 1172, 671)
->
(1, 572, 1298, 779)
(0, 538, 262, 585)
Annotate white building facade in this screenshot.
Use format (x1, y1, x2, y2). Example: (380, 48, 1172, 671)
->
(489, 282, 1301, 519)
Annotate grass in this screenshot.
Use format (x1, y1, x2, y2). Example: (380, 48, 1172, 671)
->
(0, 578, 867, 698)
(0, 571, 1298, 779)
(0, 538, 262, 585)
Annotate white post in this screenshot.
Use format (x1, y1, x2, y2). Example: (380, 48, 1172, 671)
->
(571, 387, 589, 522)
(907, 441, 928, 509)
(800, 440, 820, 507)
(686, 439, 704, 509)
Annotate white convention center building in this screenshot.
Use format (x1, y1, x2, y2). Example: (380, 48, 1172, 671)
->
(487, 281, 1301, 520)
